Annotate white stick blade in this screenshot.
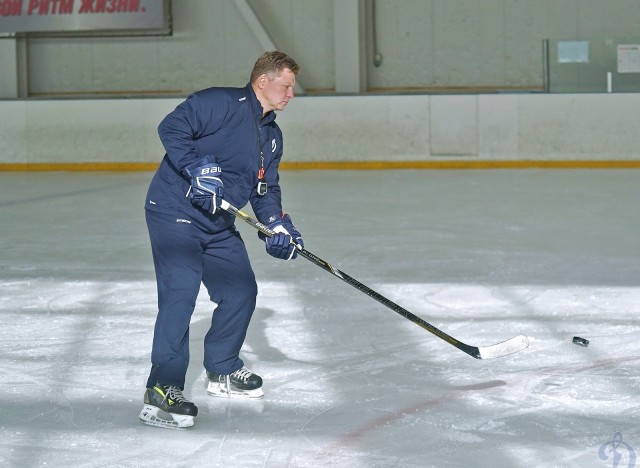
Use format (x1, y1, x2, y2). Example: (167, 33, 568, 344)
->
(478, 335, 529, 359)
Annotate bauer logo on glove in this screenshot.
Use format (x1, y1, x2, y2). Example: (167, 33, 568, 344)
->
(198, 166, 222, 176)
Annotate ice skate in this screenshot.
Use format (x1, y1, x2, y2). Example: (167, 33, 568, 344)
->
(206, 367, 264, 399)
(139, 384, 198, 429)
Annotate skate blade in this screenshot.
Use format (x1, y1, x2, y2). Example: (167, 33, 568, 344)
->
(138, 404, 195, 429)
(206, 381, 264, 399)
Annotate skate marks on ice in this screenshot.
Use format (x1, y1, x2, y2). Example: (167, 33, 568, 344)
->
(2, 170, 640, 467)
(297, 354, 639, 468)
(1, 279, 159, 446)
(2, 275, 639, 467)
(305, 380, 508, 466)
(260, 281, 640, 467)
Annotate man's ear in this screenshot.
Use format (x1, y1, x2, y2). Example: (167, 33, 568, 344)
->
(257, 74, 268, 89)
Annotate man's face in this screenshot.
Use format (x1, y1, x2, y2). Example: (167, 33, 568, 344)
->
(256, 68, 296, 114)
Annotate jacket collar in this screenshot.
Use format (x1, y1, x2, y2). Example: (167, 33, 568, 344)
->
(246, 83, 276, 126)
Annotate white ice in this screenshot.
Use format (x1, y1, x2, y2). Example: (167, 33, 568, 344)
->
(0, 169, 638, 467)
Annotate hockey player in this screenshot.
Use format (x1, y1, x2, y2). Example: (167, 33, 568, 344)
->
(139, 51, 303, 429)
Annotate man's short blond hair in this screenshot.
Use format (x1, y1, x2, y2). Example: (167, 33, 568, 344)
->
(250, 51, 300, 83)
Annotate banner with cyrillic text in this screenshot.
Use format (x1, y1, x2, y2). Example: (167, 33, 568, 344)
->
(0, 0, 167, 34)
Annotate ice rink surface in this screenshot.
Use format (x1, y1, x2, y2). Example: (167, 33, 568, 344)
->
(1, 169, 638, 468)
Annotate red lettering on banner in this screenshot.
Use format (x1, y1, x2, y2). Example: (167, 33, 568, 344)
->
(78, 0, 92, 12)
(59, 0, 72, 13)
(79, 0, 140, 14)
(0, 0, 22, 17)
(27, 0, 37, 15)
(108, 0, 133, 13)
(24, 0, 74, 15)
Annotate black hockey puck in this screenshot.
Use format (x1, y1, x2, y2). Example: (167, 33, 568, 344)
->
(572, 336, 589, 347)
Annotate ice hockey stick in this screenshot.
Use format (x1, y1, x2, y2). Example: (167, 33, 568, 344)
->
(221, 200, 529, 360)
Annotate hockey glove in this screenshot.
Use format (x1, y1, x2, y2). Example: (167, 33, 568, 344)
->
(183, 155, 223, 214)
(259, 214, 304, 260)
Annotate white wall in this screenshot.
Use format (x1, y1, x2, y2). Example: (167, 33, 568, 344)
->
(1, 93, 638, 165)
(3, 0, 640, 97)
(0, 39, 18, 97)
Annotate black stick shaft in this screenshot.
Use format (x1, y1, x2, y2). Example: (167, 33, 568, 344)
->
(221, 201, 483, 358)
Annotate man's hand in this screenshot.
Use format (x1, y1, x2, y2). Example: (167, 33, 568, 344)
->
(184, 156, 223, 214)
(260, 214, 304, 260)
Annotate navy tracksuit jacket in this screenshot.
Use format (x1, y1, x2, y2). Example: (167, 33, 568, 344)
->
(144, 83, 286, 388)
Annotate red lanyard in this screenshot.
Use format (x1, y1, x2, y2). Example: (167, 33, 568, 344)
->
(255, 123, 267, 196)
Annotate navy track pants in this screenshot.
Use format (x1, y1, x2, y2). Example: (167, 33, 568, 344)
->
(145, 210, 257, 389)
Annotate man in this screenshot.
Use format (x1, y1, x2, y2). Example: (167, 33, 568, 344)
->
(139, 51, 303, 429)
